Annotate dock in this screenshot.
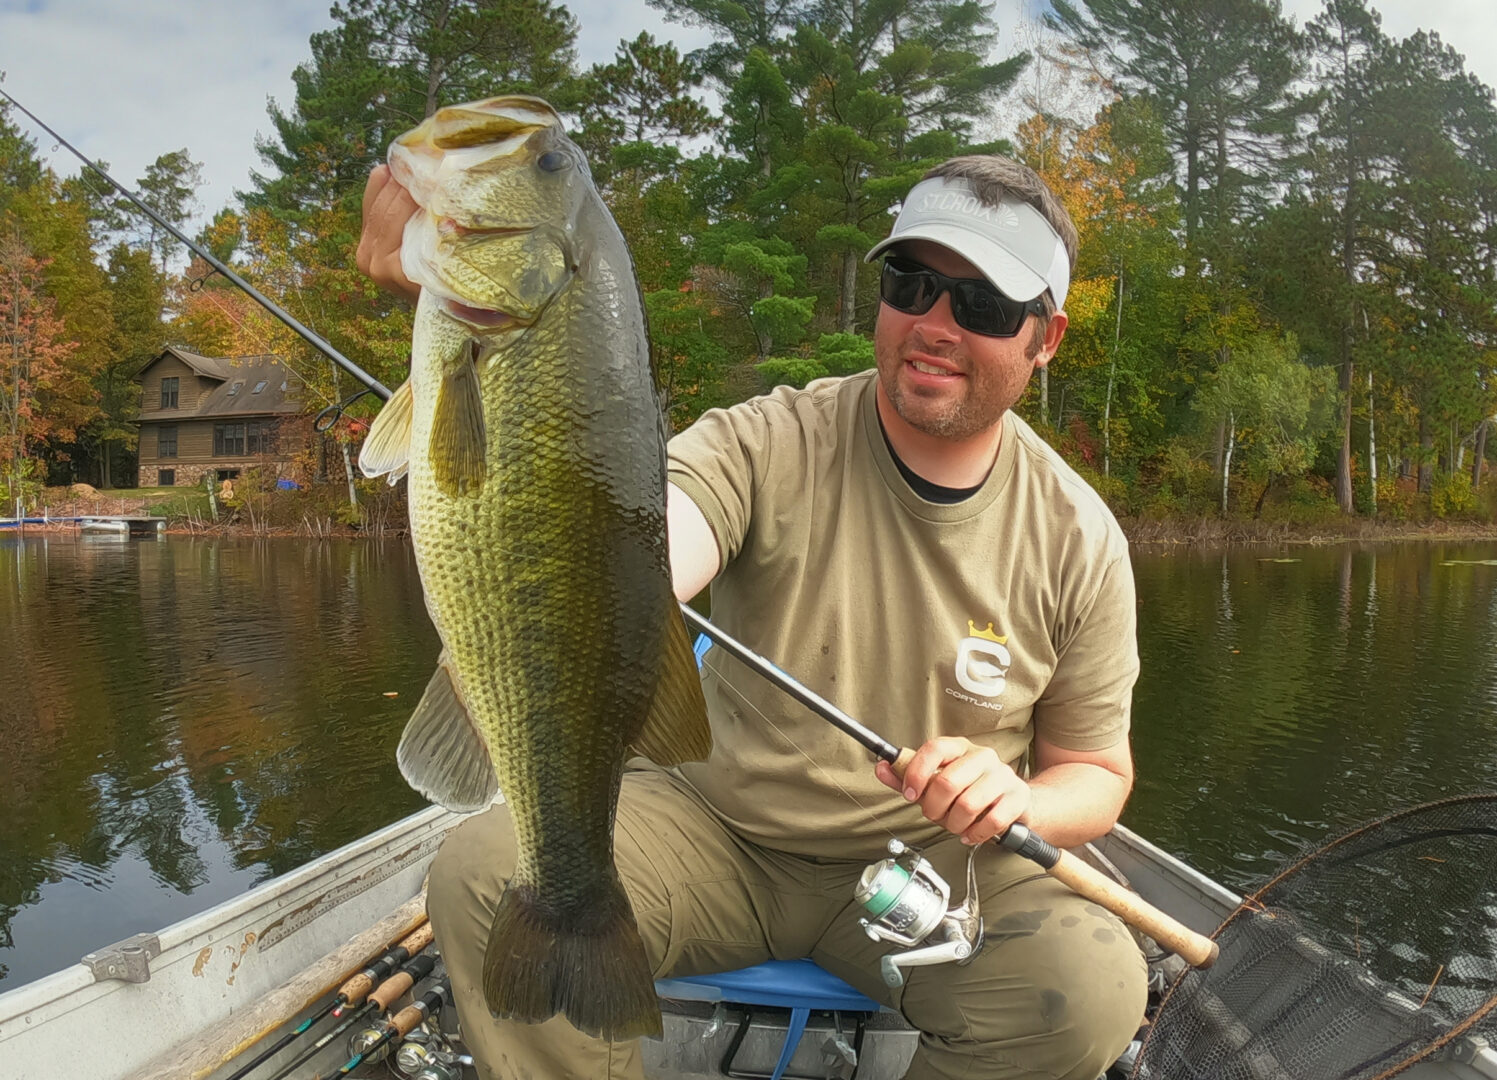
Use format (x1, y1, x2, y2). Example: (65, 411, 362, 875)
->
(0, 516, 165, 537)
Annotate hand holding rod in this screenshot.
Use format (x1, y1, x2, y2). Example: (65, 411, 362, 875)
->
(678, 605, 1220, 968)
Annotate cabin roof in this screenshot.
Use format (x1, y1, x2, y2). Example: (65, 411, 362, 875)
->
(194, 357, 301, 418)
(138, 348, 302, 421)
(137, 345, 234, 381)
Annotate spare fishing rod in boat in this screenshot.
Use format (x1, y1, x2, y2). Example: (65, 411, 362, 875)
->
(332, 978, 452, 1077)
(222, 920, 434, 1080)
(677, 604, 1222, 969)
(0, 88, 392, 402)
(264, 952, 439, 1080)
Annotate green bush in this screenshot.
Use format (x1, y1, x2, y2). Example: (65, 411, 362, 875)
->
(1259, 474, 1341, 525)
(756, 357, 827, 390)
(814, 333, 875, 377)
(1478, 476, 1497, 522)
(1374, 476, 1416, 521)
(1430, 471, 1478, 519)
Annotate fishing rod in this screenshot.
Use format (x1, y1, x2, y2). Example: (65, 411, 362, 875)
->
(222, 921, 433, 1080)
(264, 952, 439, 1080)
(331, 978, 452, 1077)
(678, 605, 1222, 969)
(0, 88, 391, 401)
(4, 89, 1217, 969)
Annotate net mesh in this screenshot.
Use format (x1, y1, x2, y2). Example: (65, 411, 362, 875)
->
(1133, 794, 1497, 1080)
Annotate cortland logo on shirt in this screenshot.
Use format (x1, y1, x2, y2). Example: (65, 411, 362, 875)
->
(945, 620, 1011, 712)
(917, 192, 1023, 231)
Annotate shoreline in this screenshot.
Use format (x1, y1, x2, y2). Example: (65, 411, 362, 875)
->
(7, 517, 1496, 547)
(1119, 517, 1497, 546)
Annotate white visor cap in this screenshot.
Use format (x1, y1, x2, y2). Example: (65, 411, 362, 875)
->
(865, 176, 1071, 311)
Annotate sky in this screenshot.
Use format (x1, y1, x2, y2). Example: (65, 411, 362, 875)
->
(0, 0, 1493, 233)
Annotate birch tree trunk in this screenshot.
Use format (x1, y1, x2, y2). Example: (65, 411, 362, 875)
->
(342, 442, 360, 513)
(1221, 413, 1235, 516)
(1368, 369, 1377, 516)
(1104, 266, 1123, 479)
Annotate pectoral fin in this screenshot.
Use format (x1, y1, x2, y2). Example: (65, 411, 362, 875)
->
(430, 342, 487, 497)
(629, 609, 713, 766)
(396, 655, 499, 812)
(358, 379, 414, 484)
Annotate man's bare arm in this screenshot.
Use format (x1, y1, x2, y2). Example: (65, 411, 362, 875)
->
(669, 482, 720, 603)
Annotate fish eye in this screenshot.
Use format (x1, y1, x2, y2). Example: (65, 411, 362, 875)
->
(537, 150, 570, 173)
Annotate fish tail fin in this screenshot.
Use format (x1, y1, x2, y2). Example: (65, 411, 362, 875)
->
(482, 878, 662, 1042)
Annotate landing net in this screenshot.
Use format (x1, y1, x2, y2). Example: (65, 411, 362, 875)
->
(1133, 794, 1497, 1080)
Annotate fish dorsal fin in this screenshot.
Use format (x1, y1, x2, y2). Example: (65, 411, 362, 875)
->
(359, 378, 414, 484)
(397, 655, 499, 813)
(431, 342, 487, 497)
(630, 608, 713, 767)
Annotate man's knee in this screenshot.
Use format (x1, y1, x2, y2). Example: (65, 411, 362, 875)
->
(426, 803, 517, 941)
(900, 893, 1146, 1079)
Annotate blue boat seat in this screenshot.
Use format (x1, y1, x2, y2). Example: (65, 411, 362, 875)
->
(663, 637, 881, 1078)
(656, 959, 881, 1080)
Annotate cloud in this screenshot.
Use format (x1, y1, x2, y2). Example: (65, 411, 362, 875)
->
(1, 0, 332, 216)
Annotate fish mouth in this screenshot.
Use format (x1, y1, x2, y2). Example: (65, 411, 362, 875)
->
(439, 218, 530, 239)
(441, 298, 520, 330)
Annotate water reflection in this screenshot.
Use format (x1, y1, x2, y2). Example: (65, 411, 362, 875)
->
(1126, 542, 1497, 894)
(0, 536, 435, 985)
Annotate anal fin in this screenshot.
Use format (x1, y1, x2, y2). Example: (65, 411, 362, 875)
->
(431, 342, 487, 497)
(396, 655, 499, 812)
(630, 608, 713, 767)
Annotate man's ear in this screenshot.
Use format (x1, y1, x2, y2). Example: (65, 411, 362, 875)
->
(1034, 311, 1068, 369)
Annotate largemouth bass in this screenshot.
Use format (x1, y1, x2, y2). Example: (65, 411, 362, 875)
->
(359, 96, 711, 1041)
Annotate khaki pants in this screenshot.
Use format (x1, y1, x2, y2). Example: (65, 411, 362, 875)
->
(427, 767, 1146, 1080)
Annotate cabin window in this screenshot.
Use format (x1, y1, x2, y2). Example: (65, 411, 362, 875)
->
(247, 420, 279, 455)
(216, 469, 240, 481)
(158, 469, 175, 486)
(158, 425, 178, 458)
(214, 423, 246, 456)
(160, 377, 179, 409)
(227, 381, 244, 397)
(252, 381, 268, 394)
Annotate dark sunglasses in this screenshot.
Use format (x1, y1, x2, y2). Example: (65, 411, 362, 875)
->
(879, 257, 1045, 337)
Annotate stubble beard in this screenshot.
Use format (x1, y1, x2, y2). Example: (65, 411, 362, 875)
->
(877, 345, 1021, 443)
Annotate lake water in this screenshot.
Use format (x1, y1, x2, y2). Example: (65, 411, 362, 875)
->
(1, 534, 1494, 987)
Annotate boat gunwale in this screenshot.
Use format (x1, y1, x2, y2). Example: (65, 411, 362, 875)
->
(0, 802, 467, 1046)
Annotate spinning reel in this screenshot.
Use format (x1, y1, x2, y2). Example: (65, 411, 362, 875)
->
(853, 838, 984, 988)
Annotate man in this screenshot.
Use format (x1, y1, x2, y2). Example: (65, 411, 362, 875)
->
(358, 153, 1146, 1080)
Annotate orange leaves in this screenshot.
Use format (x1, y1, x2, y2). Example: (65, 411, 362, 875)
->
(0, 233, 85, 462)
(1016, 112, 1153, 265)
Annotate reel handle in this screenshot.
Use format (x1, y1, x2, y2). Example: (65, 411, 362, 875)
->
(888, 748, 1219, 969)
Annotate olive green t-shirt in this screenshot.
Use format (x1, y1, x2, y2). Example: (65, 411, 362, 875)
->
(666, 370, 1137, 860)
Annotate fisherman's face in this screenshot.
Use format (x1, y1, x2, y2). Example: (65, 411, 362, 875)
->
(874, 239, 1065, 442)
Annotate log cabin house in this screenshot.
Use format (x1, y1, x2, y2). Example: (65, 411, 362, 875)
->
(136, 347, 304, 487)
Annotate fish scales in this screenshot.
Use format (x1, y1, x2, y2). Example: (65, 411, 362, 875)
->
(360, 96, 711, 1042)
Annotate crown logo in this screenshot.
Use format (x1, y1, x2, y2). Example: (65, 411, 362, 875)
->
(967, 620, 1008, 645)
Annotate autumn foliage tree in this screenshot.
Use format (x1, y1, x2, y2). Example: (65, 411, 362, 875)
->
(0, 232, 84, 505)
